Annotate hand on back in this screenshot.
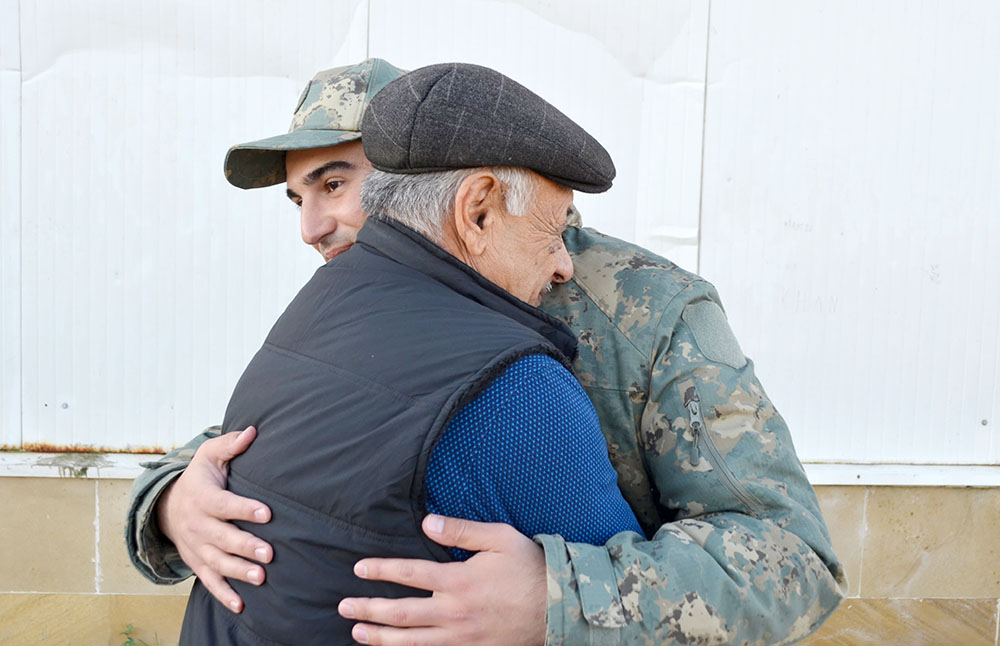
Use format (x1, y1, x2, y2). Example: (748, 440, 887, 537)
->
(339, 515, 547, 646)
(157, 426, 273, 613)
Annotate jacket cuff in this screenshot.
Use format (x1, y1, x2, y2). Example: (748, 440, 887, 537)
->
(535, 534, 623, 646)
(126, 465, 193, 583)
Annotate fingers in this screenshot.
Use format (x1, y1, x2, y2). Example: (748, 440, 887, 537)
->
(179, 523, 271, 614)
(344, 535, 547, 646)
(338, 596, 442, 628)
(206, 488, 272, 525)
(348, 624, 446, 646)
(352, 557, 456, 593)
(196, 564, 245, 614)
(421, 515, 522, 552)
(201, 518, 273, 564)
(199, 544, 267, 587)
(186, 537, 269, 614)
(197, 426, 259, 467)
(187, 432, 272, 524)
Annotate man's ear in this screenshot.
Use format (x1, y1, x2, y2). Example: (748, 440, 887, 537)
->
(451, 172, 505, 257)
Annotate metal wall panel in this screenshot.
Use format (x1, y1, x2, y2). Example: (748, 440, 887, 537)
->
(700, 1, 1000, 464)
(3, 0, 997, 469)
(368, 0, 708, 268)
(18, 0, 369, 450)
(0, 0, 21, 448)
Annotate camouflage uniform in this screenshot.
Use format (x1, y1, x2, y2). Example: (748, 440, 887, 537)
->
(125, 218, 846, 644)
(532, 220, 845, 645)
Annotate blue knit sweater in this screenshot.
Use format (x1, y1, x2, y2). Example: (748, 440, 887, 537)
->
(425, 354, 642, 559)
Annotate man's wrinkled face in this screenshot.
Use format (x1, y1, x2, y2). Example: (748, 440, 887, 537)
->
(480, 176, 575, 306)
(285, 141, 373, 262)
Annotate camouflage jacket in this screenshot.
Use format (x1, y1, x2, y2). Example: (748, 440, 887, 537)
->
(125, 223, 845, 644)
(531, 224, 845, 645)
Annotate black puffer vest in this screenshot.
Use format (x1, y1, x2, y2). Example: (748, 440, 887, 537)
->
(180, 218, 578, 645)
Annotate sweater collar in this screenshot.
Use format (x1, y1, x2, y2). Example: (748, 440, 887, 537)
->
(355, 217, 578, 362)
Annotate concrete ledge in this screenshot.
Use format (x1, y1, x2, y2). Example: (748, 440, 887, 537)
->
(805, 463, 1000, 487)
(3, 451, 1000, 486)
(0, 452, 156, 479)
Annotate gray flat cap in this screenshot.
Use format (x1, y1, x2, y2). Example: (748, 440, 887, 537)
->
(361, 63, 615, 193)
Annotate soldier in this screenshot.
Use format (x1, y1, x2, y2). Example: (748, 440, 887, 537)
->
(127, 58, 846, 645)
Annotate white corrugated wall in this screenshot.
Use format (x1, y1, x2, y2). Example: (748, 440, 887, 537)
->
(0, 0, 997, 469)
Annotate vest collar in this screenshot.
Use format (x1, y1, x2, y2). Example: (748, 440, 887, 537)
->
(356, 218, 578, 363)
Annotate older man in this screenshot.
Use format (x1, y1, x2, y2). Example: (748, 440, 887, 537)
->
(178, 62, 645, 645)
(127, 60, 845, 645)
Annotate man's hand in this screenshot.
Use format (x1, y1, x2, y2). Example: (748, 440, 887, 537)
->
(156, 426, 273, 613)
(338, 515, 547, 646)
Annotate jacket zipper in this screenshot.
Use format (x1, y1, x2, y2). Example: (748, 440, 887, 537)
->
(687, 394, 766, 517)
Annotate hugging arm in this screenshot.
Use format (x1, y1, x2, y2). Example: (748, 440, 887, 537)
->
(125, 425, 273, 612)
(537, 289, 847, 644)
(342, 287, 846, 646)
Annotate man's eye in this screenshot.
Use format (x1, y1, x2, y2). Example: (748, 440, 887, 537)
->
(326, 180, 343, 192)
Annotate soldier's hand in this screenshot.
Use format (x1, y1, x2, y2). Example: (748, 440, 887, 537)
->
(338, 515, 546, 646)
(156, 426, 273, 613)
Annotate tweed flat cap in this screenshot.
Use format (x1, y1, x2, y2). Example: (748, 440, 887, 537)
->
(361, 63, 615, 193)
(224, 58, 407, 189)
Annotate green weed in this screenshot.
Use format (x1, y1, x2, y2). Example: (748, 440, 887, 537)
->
(120, 623, 160, 646)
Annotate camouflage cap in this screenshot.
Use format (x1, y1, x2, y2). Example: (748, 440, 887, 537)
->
(224, 58, 407, 189)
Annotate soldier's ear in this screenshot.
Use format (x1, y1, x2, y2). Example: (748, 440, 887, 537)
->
(451, 172, 506, 257)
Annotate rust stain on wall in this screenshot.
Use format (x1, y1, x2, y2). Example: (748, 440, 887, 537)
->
(1, 443, 166, 454)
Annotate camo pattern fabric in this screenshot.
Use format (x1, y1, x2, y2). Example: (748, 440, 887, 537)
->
(533, 224, 846, 645)
(125, 427, 220, 583)
(224, 58, 407, 189)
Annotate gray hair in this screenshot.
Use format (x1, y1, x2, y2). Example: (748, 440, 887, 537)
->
(360, 167, 537, 242)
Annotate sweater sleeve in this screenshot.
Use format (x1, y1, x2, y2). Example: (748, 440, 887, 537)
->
(425, 354, 642, 560)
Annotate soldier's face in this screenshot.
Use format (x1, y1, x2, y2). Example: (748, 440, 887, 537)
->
(285, 141, 373, 262)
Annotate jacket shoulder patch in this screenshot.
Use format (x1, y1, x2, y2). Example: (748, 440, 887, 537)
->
(681, 301, 747, 369)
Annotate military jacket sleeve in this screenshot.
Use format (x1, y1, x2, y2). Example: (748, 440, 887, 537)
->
(124, 426, 222, 584)
(535, 225, 847, 645)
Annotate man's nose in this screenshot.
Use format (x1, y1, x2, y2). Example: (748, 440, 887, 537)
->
(552, 243, 574, 283)
(300, 200, 333, 246)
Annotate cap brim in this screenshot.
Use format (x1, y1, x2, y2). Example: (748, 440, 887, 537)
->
(223, 129, 362, 189)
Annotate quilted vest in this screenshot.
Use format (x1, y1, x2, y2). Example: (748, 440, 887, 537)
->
(180, 218, 578, 645)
